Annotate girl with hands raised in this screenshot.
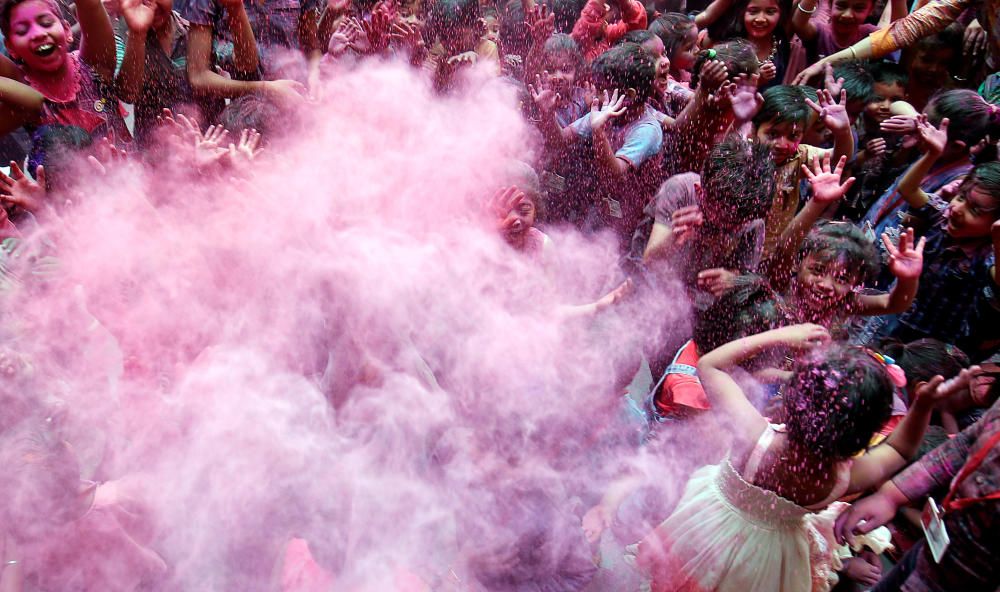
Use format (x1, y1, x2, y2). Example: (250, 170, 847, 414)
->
(632, 324, 942, 592)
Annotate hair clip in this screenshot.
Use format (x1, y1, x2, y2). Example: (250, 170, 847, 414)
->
(864, 349, 907, 388)
(706, 49, 717, 60)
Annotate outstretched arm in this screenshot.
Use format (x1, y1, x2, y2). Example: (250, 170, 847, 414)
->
(698, 325, 831, 445)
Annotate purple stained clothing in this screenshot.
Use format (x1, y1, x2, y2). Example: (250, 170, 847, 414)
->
(30, 52, 131, 146)
(810, 21, 879, 60)
(176, 0, 321, 76)
(569, 105, 664, 248)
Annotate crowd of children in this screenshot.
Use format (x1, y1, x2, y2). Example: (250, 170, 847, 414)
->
(0, 0, 999, 588)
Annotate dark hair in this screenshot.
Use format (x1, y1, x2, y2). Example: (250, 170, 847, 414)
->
(219, 94, 281, 139)
(700, 135, 776, 227)
(428, 0, 481, 38)
(953, 161, 1000, 220)
(925, 89, 1000, 148)
(545, 0, 586, 33)
(1, 0, 62, 36)
(798, 221, 880, 284)
(881, 339, 970, 389)
(832, 60, 875, 105)
(784, 346, 894, 459)
(694, 281, 790, 352)
(707, 0, 791, 44)
(542, 33, 584, 75)
(868, 60, 908, 89)
(591, 42, 656, 102)
(690, 39, 759, 89)
(752, 85, 812, 129)
(619, 29, 658, 48)
(909, 22, 962, 64)
(27, 125, 93, 191)
(648, 13, 696, 61)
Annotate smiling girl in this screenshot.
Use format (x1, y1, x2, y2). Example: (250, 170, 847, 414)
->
(0, 0, 152, 144)
(695, 0, 792, 89)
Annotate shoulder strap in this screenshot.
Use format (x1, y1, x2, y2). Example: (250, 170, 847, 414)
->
(743, 425, 778, 483)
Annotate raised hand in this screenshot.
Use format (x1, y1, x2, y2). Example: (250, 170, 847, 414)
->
(87, 137, 128, 175)
(446, 50, 479, 66)
(698, 59, 728, 91)
(488, 186, 527, 223)
(590, 88, 626, 131)
(882, 227, 925, 281)
(528, 74, 559, 113)
(775, 323, 831, 349)
(914, 115, 949, 156)
(193, 124, 230, 169)
(801, 153, 855, 204)
(329, 18, 361, 55)
(865, 137, 886, 158)
(362, 3, 395, 53)
(525, 3, 555, 45)
(758, 60, 777, 83)
(792, 58, 827, 85)
(697, 267, 737, 297)
(728, 73, 764, 121)
(805, 88, 851, 133)
(823, 62, 844, 97)
(670, 204, 703, 246)
(913, 367, 979, 407)
(120, 0, 155, 33)
(225, 128, 263, 168)
(263, 79, 308, 105)
(0, 161, 46, 213)
(880, 114, 917, 135)
(389, 20, 423, 53)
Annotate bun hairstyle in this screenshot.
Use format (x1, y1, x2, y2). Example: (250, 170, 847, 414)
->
(690, 39, 759, 90)
(783, 346, 894, 460)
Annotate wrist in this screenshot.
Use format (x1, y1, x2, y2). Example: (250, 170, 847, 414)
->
(127, 27, 149, 38)
(880, 479, 911, 507)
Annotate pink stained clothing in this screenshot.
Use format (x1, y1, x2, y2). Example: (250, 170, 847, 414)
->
(631, 424, 851, 592)
(25, 52, 132, 146)
(571, 0, 648, 62)
(520, 226, 552, 262)
(868, 0, 993, 61)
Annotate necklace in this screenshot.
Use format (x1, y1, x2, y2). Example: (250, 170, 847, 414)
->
(759, 34, 779, 64)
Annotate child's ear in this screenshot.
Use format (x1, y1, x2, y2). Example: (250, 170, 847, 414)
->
(625, 87, 638, 100)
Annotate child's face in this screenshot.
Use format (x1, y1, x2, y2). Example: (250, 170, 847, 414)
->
(864, 81, 906, 124)
(500, 193, 536, 244)
(482, 15, 500, 44)
(803, 111, 832, 146)
(545, 52, 577, 97)
(744, 0, 781, 40)
(908, 47, 955, 89)
(944, 183, 999, 239)
(795, 254, 858, 314)
(829, 0, 874, 36)
(755, 120, 803, 164)
(5, 0, 71, 73)
(641, 36, 670, 93)
(671, 26, 699, 73)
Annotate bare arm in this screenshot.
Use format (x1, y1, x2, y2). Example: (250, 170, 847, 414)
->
(75, 0, 118, 81)
(697, 326, 830, 445)
(0, 77, 44, 136)
(114, 0, 156, 103)
(848, 371, 974, 494)
(222, 1, 260, 74)
(186, 25, 263, 98)
(790, 0, 819, 41)
(694, 0, 735, 28)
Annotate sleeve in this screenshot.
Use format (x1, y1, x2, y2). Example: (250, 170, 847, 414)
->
(906, 192, 949, 226)
(175, 0, 219, 28)
(891, 412, 985, 501)
(616, 120, 663, 169)
(571, 0, 607, 53)
(604, 0, 648, 44)
(568, 112, 593, 139)
(868, 0, 970, 57)
(652, 173, 697, 224)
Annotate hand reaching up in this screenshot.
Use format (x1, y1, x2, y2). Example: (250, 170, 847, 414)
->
(882, 227, 925, 281)
(0, 161, 46, 213)
(801, 153, 854, 205)
(805, 88, 851, 133)
(590, 89, 626, 131)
